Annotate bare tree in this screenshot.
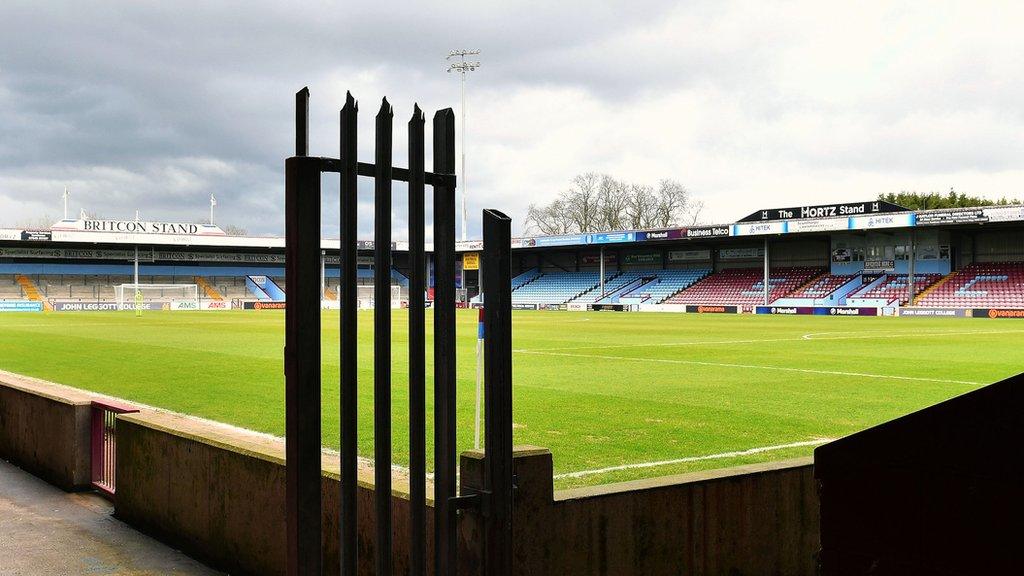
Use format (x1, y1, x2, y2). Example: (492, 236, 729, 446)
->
(221, 224, 248, 236)
(596, 175, 628, 231)
(684, 198, 706, 225)
(524, 172, 700, 235)
(624, 184, 657, 229)
(653, 179, 690, 228)
(564, 172, 601, 233)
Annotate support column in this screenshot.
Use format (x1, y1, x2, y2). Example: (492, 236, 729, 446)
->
(599, 246, 605, 295)
(907, 230, 916, 305)
(763, 238, 770, 306)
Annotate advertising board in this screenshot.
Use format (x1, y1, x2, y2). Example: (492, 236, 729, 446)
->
(899, 308, 968, 317)
(51, 300, 167, 311)
(849, 213, 916, 230)
(732, 221, 786, 236)
(0, 301, 43, 312)
(756, 306, 879, 316)
(668, 249, 711, 262)
(686, 305, 738, 314)
(973, 308, 1024, 319)
(243, 301, 286, 310)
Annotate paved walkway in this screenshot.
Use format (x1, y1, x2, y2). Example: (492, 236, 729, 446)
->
(0, 459, 221, 576)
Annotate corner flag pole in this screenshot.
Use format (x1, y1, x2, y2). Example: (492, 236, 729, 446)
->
(474, 305, 484, 449)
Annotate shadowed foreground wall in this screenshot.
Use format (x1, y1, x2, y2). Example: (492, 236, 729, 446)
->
(461, 448, 819, 576)
(115, 411, 435, 576)
(0, 376, 819, 576)
(0, 373, 92, 490)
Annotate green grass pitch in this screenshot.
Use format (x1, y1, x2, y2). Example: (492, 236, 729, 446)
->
(1, 309, 1022, 488)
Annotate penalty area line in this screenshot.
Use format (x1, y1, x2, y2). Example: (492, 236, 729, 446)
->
(553, 439, 832, 480)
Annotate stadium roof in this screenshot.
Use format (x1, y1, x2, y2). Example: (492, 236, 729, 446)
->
(1, 202, 1021, 253)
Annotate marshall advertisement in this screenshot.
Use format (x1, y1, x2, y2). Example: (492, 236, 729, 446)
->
(756, 306, 879, 316)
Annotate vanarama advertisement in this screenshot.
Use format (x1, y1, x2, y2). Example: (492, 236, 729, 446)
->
(974, 308, 1024, 319)
(243, 301, 286, 310)
(686, 305, 738, 314)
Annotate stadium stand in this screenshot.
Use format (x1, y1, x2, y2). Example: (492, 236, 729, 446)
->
(664, 267, 824, 305)
(847, 273, 943, 305)
(617, 269, 711, 304)
(511, 271, 602, 304)
(787, 274, 858, 299)
(573, 271, 645, 304)
(512, 268, 542, 290)
(915, 262, 1024, 308)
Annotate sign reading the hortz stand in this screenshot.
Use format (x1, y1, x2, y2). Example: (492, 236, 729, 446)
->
(738, 201, 907, 222)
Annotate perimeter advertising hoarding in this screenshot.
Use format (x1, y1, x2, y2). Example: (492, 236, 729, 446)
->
(588, 232, 635, 244)
(639, 229, 685, 241)
(733, 221, 786, 236)
(532, 234, 588, 248)
(973, 308, 1024, 319)
(849, 213, 916, 230)
(915, 208, 987, 226)
(899, 308, 969, 318)
(786, 218, 849, 233)
(623, 252, 661, 265)
(52, 300, 167, 311)
(242, 301, 286, 310)
(0, 301, 43, 312)
(756, 306, 879, 316)
(21, 230, 52, 241)
(668, 249, 711, 262)
(685, 305, 738, 314)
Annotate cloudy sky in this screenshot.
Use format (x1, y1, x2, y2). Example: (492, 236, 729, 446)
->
(1, 1, 1023, 239)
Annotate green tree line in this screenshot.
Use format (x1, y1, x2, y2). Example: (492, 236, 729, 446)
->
(879, 190, 1021, 210)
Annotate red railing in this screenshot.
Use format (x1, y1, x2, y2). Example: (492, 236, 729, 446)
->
(90, 400, 139, 498)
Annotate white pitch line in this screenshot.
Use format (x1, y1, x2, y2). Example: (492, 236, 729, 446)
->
(515, 328, 1024, 353)
(515, 349, 984, 385)
(553, 439, 832, 480)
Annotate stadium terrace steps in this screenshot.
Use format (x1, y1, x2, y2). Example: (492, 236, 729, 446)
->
(194, 276, 223, 301)
(915, 262, 1024, 308)
(511, 268, 543, 290)
(847, 273, 943, 306)
(625, 269, 711, 304)
(788, 274, 858, 299)
(511, 271, 603, 305)
(664, 267, 825, 306)
(14, 274, 52, 311)
(913, 273, 955, 305)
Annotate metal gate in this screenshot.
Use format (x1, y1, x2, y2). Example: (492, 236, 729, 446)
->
(285, 88, 513, 576)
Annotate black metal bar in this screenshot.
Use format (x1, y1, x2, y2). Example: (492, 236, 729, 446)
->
(432, 107, 458, 576)
(373, 98, 394, 576)
(408, 104, 427, 576)
(339, 91, 359, 576)
(319, 157, 451, 186)
(483, 208, 514, 576)
(296, 88, 309, 156)
(284, 155, 322, 576)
